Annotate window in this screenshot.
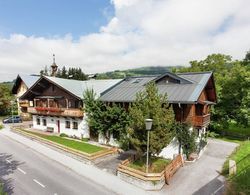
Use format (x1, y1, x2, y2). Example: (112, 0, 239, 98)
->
(36, 117, 40, 125)
(42, 118, 47, 126)
(73, 121, 78, 130)
(132, 78, 143, 83)
(75, 100, 79, 108)
(29, 101, 34, 107)
(65, 120, 70, 129)
(113, 131, 120, 139)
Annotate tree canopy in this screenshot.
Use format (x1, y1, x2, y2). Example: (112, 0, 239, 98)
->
(178, 53, 250, 128)
(40, 66, 87, 80)
(0, 83, 16, 116)
(83, 89, 130, 145)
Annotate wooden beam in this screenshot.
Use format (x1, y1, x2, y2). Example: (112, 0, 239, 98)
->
(30, 91, 41, 96)
(37, 82, 47, 88)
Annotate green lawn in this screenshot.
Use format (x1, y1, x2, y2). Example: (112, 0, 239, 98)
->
(222, 140, 250, 194)
(128, 157, 171, 173)
(22, 130, 105, 154)
(0, 183, 7, 195)
(0, 124, 3, 130)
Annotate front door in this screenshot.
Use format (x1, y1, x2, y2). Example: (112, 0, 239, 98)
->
(57, 120, 60, 133)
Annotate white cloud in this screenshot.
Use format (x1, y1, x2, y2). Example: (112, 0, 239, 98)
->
(0, 0, 250, 82)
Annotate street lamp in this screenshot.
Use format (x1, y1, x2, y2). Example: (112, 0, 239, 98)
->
(145, 118, 153, 173)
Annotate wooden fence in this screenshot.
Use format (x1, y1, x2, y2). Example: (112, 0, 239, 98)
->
(165, 154, 184, 184)
(117, 154, 184, 184)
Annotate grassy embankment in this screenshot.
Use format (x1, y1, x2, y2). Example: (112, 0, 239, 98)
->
(0, 116, 6, 130)
(21, 129, 105, 154)
(222, 140, 250, 194)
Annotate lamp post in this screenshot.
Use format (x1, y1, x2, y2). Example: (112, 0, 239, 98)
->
(145, 118, 153, 173)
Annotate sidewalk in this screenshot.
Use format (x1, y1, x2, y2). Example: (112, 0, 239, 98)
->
(1, 126, 150, 195)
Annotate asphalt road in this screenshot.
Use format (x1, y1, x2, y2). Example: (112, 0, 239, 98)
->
(155, 139, 238, 195)
(0, 129, 116, 195)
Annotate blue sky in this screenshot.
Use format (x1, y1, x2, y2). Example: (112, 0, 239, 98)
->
(0, 0, 249, 82)
(0, 0, 113, 38)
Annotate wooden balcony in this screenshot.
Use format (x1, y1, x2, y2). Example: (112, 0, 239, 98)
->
(27, 107, 84, 118)
(193, 114, 211, 127)
(19, 100, 29, 107)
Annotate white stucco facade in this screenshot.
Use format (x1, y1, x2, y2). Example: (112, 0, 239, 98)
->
(32, 115, 90, 138)
(159, 127, 208, 160)
(159, 137, 180, 160)
(98, 132, 119, 147)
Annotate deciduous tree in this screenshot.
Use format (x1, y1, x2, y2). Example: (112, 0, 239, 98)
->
(83, 89, 130, 145)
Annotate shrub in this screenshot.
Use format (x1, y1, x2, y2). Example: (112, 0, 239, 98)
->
(175, 122, 196, 158)
(59, 133, 68, 137)
(207, 131, 219, 138)
(81, 138, 89, 142)
(0, 124, 3, 130)
(0, 183, 7, 195)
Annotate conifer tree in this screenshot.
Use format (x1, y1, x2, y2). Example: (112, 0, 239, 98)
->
(129, 82, 175, 156)
(61, 66, 67, 78)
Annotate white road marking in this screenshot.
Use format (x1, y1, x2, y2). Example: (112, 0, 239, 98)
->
(212, 184, 224, 195)
(6, 159, 11, 163)
(54, 193, 58, 195)
(17, 168, 26, 174)
(33, 179, 45, 188)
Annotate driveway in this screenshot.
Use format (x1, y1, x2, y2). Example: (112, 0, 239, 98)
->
(155, 139, 238, 195)
(95, 150, 135, 175)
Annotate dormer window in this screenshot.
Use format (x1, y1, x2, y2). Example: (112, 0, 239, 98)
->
(132, 78, 143, 83)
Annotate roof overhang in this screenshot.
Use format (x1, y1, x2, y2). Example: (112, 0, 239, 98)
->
(12, 74, 26, 94)
(20, 76, 82, 101)
(35, 96, 63, 99)
(199, 100, 216, 105)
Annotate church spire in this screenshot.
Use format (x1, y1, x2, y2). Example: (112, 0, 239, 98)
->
(51, 54, 58, 76)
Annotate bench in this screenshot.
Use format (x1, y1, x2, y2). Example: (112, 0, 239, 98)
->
(46, 127, 54, 133)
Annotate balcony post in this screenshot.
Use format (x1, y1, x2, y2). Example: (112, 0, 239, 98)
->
(66, 99, 69, 109)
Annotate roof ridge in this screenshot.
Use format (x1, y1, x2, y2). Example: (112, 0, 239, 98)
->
(177, 71, 213, 75)
(126, 75, 159, 78)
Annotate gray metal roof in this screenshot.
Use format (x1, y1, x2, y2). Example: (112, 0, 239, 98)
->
(12, 74, 40, 94)
(19, 74, 39, 88)
(45, 76, 122, 99)
(99, 72, 213, 103)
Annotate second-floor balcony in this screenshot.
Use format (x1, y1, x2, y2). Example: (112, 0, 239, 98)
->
(19, 100, 29, 107)
(27, 107, 84, 118)
(193, 114, 211, 127)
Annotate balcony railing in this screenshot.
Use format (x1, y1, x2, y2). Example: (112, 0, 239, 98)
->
(193, 114, 211, 127)
(19, 100, 29, 107)
(28, 107, 84, 118)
